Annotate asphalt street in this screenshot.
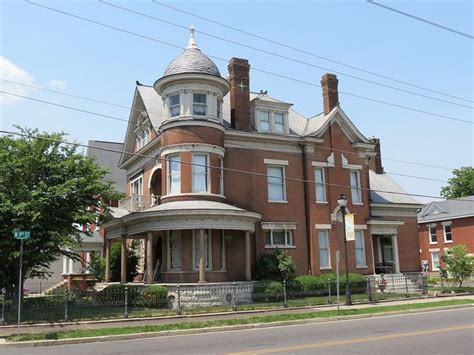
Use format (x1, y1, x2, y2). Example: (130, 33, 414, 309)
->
(2, 307, 473, 354)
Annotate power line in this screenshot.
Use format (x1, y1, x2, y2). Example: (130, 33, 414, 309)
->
(99, 0, 472, 110)
(0, 85, 457, 173)
(152, 0, 473, 103)
(25, 0, 473, 125)
(367, 0, 474, 40)
(1, 129, 464, 202)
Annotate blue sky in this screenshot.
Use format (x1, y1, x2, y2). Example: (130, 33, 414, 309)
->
(1, 0, 473, 203)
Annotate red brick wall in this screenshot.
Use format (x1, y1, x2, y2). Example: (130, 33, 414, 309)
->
(419, 216, 474, 272)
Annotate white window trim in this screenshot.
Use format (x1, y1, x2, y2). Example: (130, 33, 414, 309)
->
(167, 154, 181, 194)
(430, 251, 440, 271)
(167, 231, 182, 271)
(256, 109, 289, 134)
(192, 230, 212, 271)
(169, 93, 181, 118)
(350, 169, 363, 205)
(317, 229, 331, 270)
(192, 92, 207, 116)
(341, 154, 362, 170)
(355, 230, 367, 268)
(314, 167, 327, 203)
(264, 229, 295, 248)
(264, 159, 289, 166)
(218, 157, 224, 196)
(428, 225, 437, 245)
(443, 224, 453, 243)
(130, 174, 144, 196)
(266, 165, 287, 202)
(192, 153, 210, 193)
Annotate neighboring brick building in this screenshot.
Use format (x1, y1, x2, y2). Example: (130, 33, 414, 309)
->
(102, 29, 423, 283)
(418, 196, 474, 274)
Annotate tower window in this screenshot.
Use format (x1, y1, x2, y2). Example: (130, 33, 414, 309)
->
(193, 93, 207, 116)
(169, 94, 180, 117)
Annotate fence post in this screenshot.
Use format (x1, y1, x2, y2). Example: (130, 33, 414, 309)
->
(391, 273, 395, 292)
(422, 274, 427, 295)
(1, 288, 5, 325)
(404, 275, 409, 298)
(283, 279, 288, 308)
(176, 284, 181, 315)
(232, 282, 237, 312)
(64, 289, 69, 321)
(124, 286, 128, 319)
(327, 280, 332, 304)
(367, 276, 373, 302)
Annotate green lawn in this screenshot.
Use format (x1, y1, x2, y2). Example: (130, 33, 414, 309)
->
(7, 299, 473, 343)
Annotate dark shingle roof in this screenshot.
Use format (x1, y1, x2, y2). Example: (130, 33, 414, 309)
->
(418, 195, 474, 223)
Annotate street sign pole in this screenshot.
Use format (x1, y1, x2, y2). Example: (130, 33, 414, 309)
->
(336, 250, 340, 315)
(17, 238, 23, 335)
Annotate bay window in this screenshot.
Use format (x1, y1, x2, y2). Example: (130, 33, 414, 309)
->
(168, 231, 182, 270)
(193, 230, 211, 270)
(193, 93, 207, 116)
(192, 154, 209, 192)
(168, 154, 181, 194)
(169, 94, 180, 117)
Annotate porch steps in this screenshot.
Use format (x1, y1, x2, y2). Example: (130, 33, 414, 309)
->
(43, 280, 68, 295)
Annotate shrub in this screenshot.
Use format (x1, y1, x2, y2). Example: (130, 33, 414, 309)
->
(142, 285, 168, 308)
(440, 245, 474, 287)
(264, 281, 284, 302)
(255, 250, 297, 281)
(295, 275, 327, 295)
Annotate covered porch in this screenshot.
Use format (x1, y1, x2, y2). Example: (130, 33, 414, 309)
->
(102, 201, 261, 283)
(368, 220, 404, 274)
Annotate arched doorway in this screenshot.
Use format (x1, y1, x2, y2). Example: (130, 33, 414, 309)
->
(149, 168, 162, 206)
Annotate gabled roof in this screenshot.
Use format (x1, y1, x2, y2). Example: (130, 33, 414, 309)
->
(119, 84, 163, 167)
(369, 170, 421, 205)
(418, 195, 474, 223)
(87, 140, 126, 193)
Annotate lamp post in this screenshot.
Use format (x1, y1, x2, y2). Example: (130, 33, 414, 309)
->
(337, 194, 352, 306)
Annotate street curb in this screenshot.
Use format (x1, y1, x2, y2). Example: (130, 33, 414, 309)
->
(1, 303, 472, 348)
(1, 293, 469, 330)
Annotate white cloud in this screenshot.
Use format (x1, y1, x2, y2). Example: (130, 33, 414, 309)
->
(0, 56, 35, 104)
(48, 79, 66, 91)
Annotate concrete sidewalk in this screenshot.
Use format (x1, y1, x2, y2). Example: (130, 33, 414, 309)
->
(0, 295, 472, 338)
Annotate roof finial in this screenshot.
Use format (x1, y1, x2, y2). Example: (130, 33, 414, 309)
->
(187, 25, 199, 50)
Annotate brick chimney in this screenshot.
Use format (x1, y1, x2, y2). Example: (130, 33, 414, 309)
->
(228, 58, 251, 130)
(321, 73, 339, 114)
(370, 137, 384, 174)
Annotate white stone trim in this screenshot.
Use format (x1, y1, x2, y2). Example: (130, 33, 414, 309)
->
(367, 220, 405, 226)
(315, 224, 332, 230)
(160, 119, 225, 133)
(341, 153, 362, 170)
(261, 222, 297, 230)
(355, 224, 367, 230)
(441, 221, 452, 226)
(161, 192, 225, 200)
(264, 158, 289, 166)
(429, 248, 440, 252)
(160, 143, 225, 157)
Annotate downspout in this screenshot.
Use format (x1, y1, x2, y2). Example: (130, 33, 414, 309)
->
(300, 142, 313, 275)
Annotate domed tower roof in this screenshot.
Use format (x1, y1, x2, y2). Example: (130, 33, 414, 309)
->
(163, 27, 221, 77)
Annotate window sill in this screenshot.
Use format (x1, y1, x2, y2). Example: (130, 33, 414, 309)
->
(264, 245, 295, 249)
(319, 267, 332, 270)
(429, 242, 438, 245)
(444, 240, 453, 243)
(268, 200, 289, 204)
(315, 201, 328, 204)
(352, 202, 364, 206)
(356, 265, 369, 269)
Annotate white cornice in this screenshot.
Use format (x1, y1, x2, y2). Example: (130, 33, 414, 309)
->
(119, 138, 161, 171)
(418, 214, 474, 224)
(160, 119, 225, 133)
(367, 220, 405, 226)
(160, 143, 225, 157)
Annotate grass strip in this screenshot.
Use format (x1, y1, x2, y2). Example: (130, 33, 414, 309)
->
(7, 299, 472, 342)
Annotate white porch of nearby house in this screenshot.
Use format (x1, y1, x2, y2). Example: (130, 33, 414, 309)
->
(368, 220, 404, 274)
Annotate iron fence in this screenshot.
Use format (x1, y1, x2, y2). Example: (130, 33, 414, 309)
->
(0, 274, 433, 325)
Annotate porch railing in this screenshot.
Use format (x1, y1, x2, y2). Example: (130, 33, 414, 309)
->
(118, 194, 161, 212)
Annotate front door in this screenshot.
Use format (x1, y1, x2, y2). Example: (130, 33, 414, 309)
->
(374, 236, 395, 274)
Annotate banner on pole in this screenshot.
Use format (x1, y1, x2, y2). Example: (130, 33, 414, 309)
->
(345, 214, 355, 241)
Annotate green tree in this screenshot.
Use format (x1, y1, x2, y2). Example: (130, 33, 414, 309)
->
(440, 245, 474, 287)
(0, 128, 120, 294)
(89, 252, 106, 282)
(440, 167, 474, 199)
(255, 250, 296, 281)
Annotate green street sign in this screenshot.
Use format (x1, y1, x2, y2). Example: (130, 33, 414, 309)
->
(14, 230, 31, 240)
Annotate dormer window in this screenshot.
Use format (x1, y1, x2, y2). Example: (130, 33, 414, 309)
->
(256, 110, 287, 134)
(136, 125, 151, 151)
(169, 94, 180, 117)
(193, 93, 207, 116)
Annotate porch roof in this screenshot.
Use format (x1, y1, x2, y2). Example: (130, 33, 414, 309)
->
(103, 200, 262, 238)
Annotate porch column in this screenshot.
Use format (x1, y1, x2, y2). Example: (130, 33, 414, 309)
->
(105, 239, 111, 282)
(391, 235, 401, 273)
(245, 231, 251, 281)
(121, 235, 127, 284)
(199, 229, 206, 283)
(146, 232, 154, 283)
(376, 237, 383, 264)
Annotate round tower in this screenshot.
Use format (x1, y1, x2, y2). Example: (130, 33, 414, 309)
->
(154, 28, 230, 203)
